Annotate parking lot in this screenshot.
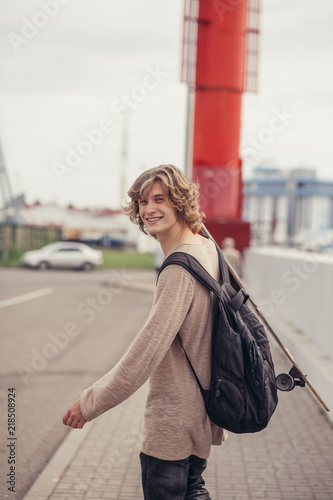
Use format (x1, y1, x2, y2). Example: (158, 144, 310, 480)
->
(0, 267, 155, 499)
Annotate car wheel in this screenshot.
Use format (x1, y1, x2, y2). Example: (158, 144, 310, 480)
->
(82, 262, 93, 271)
(38, 261, 50, 270)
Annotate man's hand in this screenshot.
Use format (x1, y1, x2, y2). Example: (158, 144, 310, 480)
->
(62, 399, 87, 429)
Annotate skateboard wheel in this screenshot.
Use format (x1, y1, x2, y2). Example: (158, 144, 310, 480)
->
(276, 373, 295, 391)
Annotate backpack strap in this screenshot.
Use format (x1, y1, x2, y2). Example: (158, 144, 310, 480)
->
(156, 241, 235, 400)
(157, 249, 224, 398)
(157, 238, 230, 288)
(177, 332, 206, 396)
(158, 251, 223, 298)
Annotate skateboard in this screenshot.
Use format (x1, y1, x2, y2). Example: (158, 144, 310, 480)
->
(201, 225, 330, 412)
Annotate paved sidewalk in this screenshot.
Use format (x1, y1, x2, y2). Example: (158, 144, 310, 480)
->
(22, 279, 333, 500)
(23, 342, 333, 500)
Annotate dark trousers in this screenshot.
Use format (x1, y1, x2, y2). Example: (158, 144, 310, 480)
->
(140, 452, 211, 500)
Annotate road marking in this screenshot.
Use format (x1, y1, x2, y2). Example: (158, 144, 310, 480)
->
(0, 287, 54, 308)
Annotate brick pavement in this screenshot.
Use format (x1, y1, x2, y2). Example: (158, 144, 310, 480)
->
(23, 340, 333, 500)
(23, 279, 333, 500)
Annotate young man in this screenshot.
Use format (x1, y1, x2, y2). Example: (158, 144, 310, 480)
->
(63, 164, 226, 499)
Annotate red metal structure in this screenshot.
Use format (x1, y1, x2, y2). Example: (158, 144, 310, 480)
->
(182, 0, 261, 250)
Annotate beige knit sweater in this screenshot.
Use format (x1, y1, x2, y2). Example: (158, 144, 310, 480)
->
(80, 237, 226, 460)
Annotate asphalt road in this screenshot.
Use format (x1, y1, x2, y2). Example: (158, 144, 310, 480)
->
(0, 267, 155, 500)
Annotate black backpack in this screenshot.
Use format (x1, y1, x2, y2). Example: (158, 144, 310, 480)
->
(158, 241, 278, 434)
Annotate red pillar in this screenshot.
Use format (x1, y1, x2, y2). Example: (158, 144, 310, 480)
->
(192, 0, 248, 222)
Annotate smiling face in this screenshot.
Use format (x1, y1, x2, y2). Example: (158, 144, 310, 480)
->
(138, 181, 181, 239)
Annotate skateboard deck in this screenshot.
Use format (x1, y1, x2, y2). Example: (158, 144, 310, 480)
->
(201, 226, 330, 412)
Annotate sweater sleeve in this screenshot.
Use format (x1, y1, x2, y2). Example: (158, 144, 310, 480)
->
(80, 266, 194, 421)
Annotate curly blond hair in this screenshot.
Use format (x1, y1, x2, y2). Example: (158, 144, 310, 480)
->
(123, 164, 205, 237)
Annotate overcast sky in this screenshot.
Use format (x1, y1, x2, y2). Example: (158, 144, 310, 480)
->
(0, 0, 332, 209)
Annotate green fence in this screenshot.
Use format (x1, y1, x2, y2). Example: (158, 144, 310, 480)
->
(0, 224, 62, 259)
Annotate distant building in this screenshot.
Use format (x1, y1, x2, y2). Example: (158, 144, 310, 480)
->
(17, 202, 138, 248)
(243, 167, 333, 246)
(0, 199, 160, 252)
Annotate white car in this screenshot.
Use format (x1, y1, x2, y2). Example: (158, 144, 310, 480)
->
(20, 242, 103, 270)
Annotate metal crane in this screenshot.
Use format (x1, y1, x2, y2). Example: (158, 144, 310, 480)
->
(0, 139, 23, 225)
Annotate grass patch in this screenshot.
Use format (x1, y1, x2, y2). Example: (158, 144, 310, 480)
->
(0, 249, 155, 269)
(101, 250, 155, 269)
(0, 249, 23, 267)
